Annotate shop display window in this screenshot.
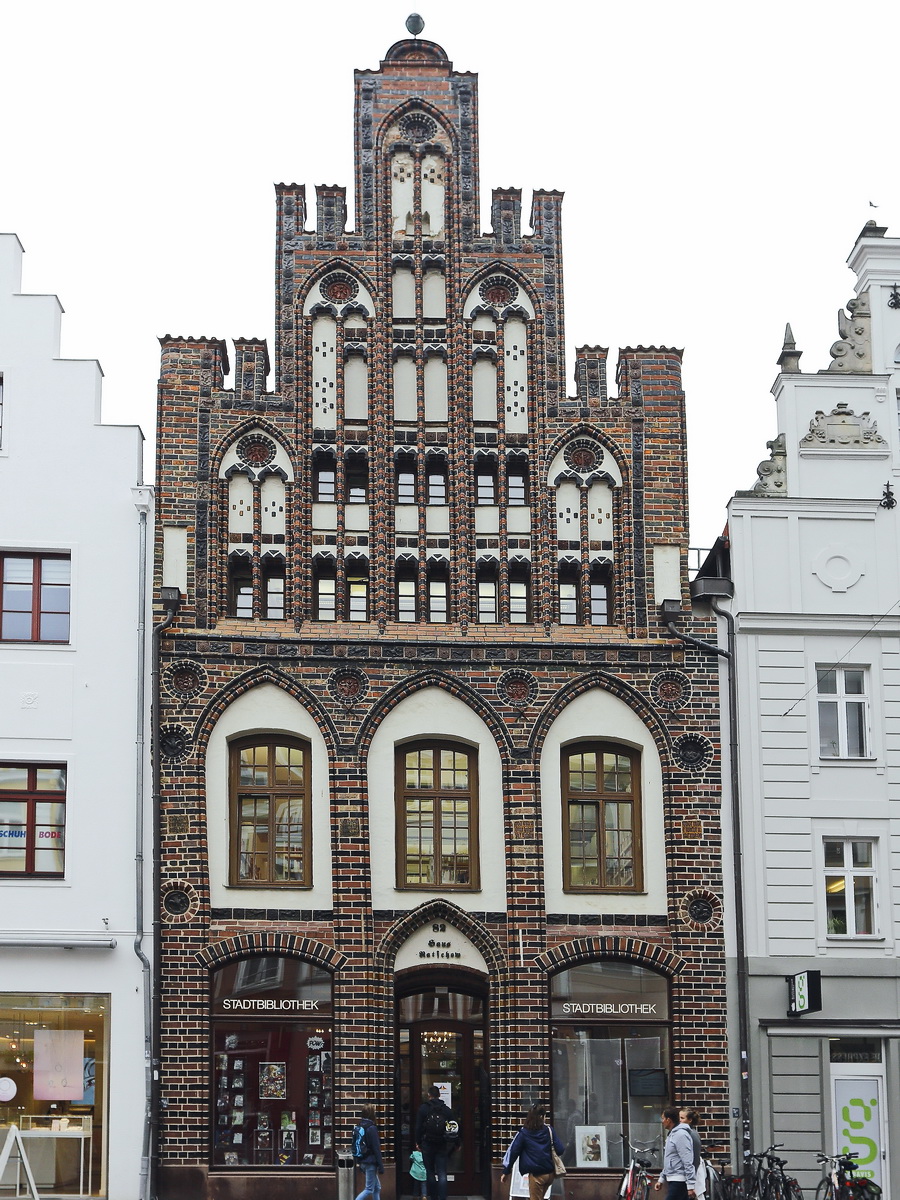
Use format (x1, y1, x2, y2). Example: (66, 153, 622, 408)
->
(211, 957, 333, 1170)
(0, 993, 107, 1196)
(550, 963, 669, 1170)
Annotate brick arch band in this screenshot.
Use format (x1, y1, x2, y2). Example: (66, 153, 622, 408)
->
(375, 897, 506, 976)
(535, 935, 686, 978)
(189, 665, 342, 758)
(196, 931, 346, 973)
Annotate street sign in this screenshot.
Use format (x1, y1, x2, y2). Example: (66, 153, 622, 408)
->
(787, 969, 822, 1016)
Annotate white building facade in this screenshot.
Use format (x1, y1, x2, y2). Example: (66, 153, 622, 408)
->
(0, 234, 152, 1198)
(708, 222, 900, 1197)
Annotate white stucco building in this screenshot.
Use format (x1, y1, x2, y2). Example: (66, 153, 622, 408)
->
(700, 222, 900, 1197)
(0, 233, 152, 1198)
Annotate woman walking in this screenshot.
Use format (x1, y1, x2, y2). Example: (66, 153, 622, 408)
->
(501, 1103, 564, 1200)
(353, 1104, 385, 1200)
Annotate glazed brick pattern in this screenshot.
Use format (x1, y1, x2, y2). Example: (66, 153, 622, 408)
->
(153, 34, 728, 1200)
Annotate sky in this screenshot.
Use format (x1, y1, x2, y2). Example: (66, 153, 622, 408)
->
(5, 0, 900, 550)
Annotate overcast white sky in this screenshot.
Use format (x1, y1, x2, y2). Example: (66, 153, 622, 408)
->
(5, 0, 900, 549)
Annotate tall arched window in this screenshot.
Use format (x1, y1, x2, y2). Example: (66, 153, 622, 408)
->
(427, 561, 449, 622)
(396, 741, 479, 890)
(229, 737, 311, 886)
(211, 956, 333, 1170)
(562, 743, 641, 892)
(346, 558, 369, 621)
(550, 962, 669, 1168)
(396, 558, 418, 622)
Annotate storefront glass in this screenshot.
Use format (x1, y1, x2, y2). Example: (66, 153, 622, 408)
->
(210, 956, 332, 1170)
(0, 993, 107, 1196)
(550, 962, 670, 1170)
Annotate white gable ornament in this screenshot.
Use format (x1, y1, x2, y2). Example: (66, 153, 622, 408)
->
(800, 402, 886, 449)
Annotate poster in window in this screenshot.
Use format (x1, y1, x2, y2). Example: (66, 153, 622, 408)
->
(575, 1126, 609, 1168)
(309, 1127, 321, 1145)
(259, 1062, 287, 1099)
(307, 1053, 321, 1073)
(33, 1030, 85, 1101)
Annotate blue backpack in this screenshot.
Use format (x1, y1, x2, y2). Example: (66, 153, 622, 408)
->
(353, 1123, 368, 1162)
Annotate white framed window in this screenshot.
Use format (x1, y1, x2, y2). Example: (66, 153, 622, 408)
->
(824, 838, 877, 936)
(817, 665, 869, 758)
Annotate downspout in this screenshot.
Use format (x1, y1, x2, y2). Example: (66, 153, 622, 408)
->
(148, 585, 182, 1200)
(665, 584, 752, 1170)
(132, 489, 153, 1200)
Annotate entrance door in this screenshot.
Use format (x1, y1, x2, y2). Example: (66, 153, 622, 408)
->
(397, 984, 489, 1197)
(830, 1043, 888, 1194)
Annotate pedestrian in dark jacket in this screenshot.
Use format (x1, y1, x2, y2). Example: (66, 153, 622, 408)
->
(354, 1105, 384, 1200)
(501, 1103, 564, 1200)
(415, 1085, 454, 1200)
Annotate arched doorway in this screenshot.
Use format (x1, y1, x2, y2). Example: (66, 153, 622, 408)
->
(396, 969, 491, 1198)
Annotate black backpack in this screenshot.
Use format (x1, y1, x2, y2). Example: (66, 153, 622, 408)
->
(423, 1103, 460, 1144)
(353, 1123, 368, 1162)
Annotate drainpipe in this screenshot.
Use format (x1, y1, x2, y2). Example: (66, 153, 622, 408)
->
(662, 582, 752, 1171)
(132, 489, 153, 1200)
(147, 585, 182, 1200)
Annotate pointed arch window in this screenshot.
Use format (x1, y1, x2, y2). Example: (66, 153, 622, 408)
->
(476, 562, 499, 624)
(507, 454, 529, 505)
(229, 737, 311, 886)
(345, 451, 369, 504)
(563, 742, 642, 892)
(396, 741, 479, 890)
(313, 557, 336, 622)
(396, 453, 417, 504)
(558, 561, 581, 625)
(229, 553, 253, 619)
(396, 558, 419, 622)
(475, 456, 498, 505)
(509, 561, 531, 624)
(346, 559, 369, 621)
(262, 555, 286, 620)
(427, 561, 449, 623)
(590, 563, 611, 626)
(313, 450, 337, 502)
(427, 456, 448, 505)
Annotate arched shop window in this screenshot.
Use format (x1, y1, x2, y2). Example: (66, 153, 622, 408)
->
(211, 956, 333, 1171)
(550, 962, 670, 1170)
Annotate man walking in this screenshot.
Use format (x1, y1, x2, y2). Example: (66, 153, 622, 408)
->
(415, 1085, 453, 1200)
(654, 1106, 697, 1200)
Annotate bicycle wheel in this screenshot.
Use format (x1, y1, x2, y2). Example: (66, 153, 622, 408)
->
(633, 1176, 650, 1200)
(788, 1179, 804, 1200)
(707, 1165, 725, 1200)
(764, 1175, 786, 1200)
(814, 1179, 836, 1200)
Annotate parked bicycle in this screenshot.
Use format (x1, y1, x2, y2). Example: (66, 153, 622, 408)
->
(744, 1144, 803, 1200)
(619, 1139, 659, 1200)
(814, 1152, 881, 1200)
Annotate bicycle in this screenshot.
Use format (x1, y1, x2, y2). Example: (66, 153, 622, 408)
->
(814, 1152, 882, 1200)
(619, 1139, 659, 1200)
(744, 1144, 803, 1200)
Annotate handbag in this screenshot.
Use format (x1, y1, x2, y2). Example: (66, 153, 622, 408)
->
(549, 1128, 566, 1177)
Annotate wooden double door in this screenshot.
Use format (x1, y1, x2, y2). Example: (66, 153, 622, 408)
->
(397, 979, 490, 1197)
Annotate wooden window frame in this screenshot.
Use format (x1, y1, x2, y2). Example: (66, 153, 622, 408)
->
(0, 763, 67, 877)
(395, 740, 480, 891)
(228, 736, 312, 888)
(0, 553, 71, 643)
(562, 742, 642, 893)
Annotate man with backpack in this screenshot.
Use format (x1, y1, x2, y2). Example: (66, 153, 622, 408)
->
(414, 1085, 458, 1200)
(353, 1105, 384, 1200)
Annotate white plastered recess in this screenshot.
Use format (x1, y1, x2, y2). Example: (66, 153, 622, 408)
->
(541, 688, 666, 915)
(367, 686, 507, 912)
(205, 683, 333, 909)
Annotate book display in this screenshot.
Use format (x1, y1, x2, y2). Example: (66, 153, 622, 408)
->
(212, 1031, 333, 1169)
